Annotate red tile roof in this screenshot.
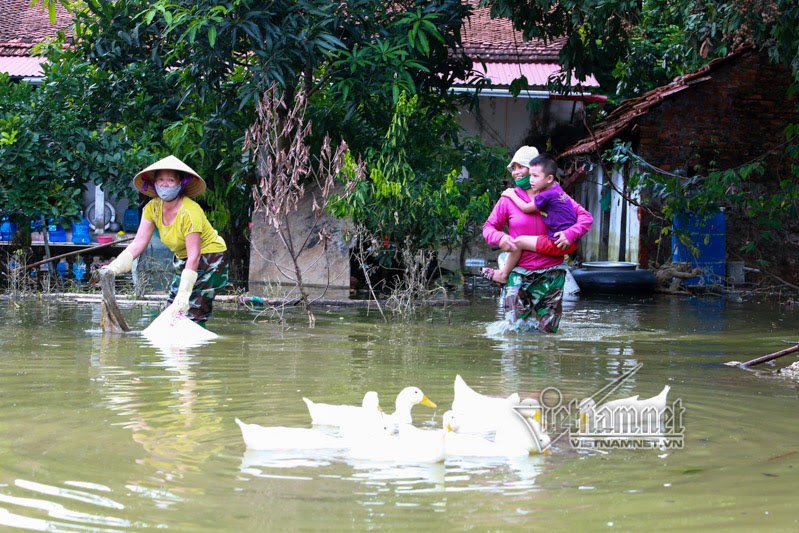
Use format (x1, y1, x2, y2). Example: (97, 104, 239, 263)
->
(459, 0, 598, 90)
(0, 0, 72, 77)
(461, 3, 562, 63)
(0, 0, 72, 47)
(559, 47, 753, 158)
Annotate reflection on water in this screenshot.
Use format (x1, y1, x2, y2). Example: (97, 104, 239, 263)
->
(88, 330, 226, 508)
(238, 440, 546, 496)
(0, 295, 797, 531)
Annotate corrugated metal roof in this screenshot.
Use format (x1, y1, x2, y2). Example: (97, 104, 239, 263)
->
(0, 55, 44, 77)
(464, 62, 599, 88)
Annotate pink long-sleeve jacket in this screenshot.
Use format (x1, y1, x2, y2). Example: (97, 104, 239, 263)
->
(482, 187, 593, 271)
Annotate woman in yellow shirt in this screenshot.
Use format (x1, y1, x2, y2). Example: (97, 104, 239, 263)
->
(102, 155, 228, 326)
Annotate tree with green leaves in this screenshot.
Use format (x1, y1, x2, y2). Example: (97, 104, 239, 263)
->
(330, 92, 506, 259)
(0, 66, 152, 246)
(22, 0, 502, 292)
(483, 0, 799, 94)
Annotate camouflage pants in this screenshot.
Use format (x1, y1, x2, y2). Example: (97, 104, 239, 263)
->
(503, 266, 566, 333)
(169, 252, 229, 326)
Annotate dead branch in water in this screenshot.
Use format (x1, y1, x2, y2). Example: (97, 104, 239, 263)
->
(735, 342, 799, 368)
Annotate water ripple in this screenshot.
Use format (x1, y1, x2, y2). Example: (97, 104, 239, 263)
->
(0, 479, 132, 531)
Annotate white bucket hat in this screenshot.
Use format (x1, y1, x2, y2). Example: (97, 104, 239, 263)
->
(507, 145, 540, 170)
(132, 155, 206, 198)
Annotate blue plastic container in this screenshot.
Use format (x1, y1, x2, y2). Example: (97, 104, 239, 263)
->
(73, 257, 87, 282)
(49, 228, 67, 242)
(57, 258, 69, 278)
(1, 217, 16, 241)
(71, 218, 91, 244)
(672, 210, 726, 286)
(122, 208, 141, 232)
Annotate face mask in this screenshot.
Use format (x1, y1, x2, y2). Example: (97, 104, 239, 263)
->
(514, 176, 531, 190)
(155, 184, 182, 202)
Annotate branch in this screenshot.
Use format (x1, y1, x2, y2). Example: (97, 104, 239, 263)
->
(738, 343, 799, 368)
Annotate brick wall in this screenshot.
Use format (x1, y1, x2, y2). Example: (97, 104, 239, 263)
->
(637, 51, 798, 177)
(635, 50, 799, 284)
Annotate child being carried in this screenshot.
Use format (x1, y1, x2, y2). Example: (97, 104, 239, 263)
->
(482, 153, 579, 284)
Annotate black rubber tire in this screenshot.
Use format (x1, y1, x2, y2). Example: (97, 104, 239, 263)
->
(571, 268, 657, 294)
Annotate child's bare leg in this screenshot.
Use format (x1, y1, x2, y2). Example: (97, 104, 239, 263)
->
(513, 235, 540, 252)
(492, 249, 522, 284)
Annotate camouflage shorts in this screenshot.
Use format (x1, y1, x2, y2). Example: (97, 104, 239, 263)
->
(169, 251, 229, 325)
(503, 266, 566, 333)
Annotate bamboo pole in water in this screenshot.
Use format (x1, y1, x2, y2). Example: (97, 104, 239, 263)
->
(738, 343, 799, 368)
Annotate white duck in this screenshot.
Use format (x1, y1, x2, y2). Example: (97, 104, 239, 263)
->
(636, 385, 671, 411)
(494, 399, 551, 454)
(450, 375, 521, 433)
(235, 418, 346, 451)
(349, 413, 449, 464)
(443, 411, 529, 457)
(386, 386, 437, 429)
(302, 391, 382, 427)
(580, 385, 670, 413)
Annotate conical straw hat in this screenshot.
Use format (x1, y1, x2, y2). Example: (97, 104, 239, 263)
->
(132, 155, 206, 198)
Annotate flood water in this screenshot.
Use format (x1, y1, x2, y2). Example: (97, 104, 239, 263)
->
(1, 290, 797, 532)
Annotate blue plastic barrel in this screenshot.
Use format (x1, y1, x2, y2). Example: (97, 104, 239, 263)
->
(71, 218, 91, 244)
(672, 210, 726, 286)
(1, 217, 16, 241)
(57, 258, 69, 278)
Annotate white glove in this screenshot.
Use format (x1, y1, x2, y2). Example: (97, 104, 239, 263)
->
(101, 250, 134, 276)
(164, 269, 198, 320)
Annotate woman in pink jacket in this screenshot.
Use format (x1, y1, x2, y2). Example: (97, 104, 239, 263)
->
(482, 147, 593, 333)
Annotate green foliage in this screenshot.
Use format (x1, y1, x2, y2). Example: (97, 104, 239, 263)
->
(0, 68, 152, 229)
(329, 92, 506, 263)
(484, 0, 799, 99)
(307, 1, 472, 157)
(612, 0, 713, 99)
(38, 0, 472, 250)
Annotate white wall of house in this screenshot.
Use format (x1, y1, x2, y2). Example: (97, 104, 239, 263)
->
(456, 95, 582, 150)
(248, 186, 353, 300)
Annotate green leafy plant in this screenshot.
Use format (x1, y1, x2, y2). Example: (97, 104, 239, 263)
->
(329, 92, 506, 287)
